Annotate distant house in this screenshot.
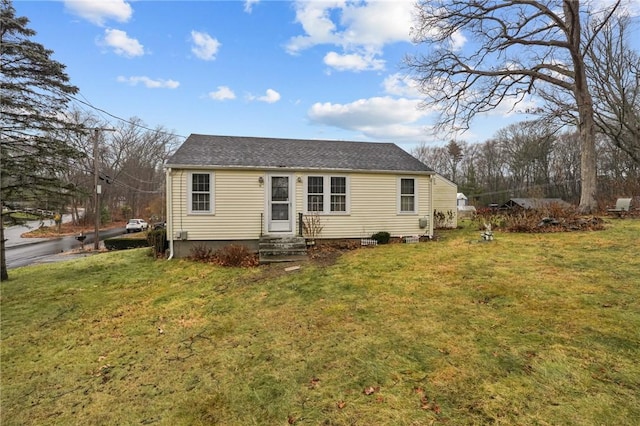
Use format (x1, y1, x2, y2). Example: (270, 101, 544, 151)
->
(500, 198, 572, 210)
(164, 134, 456, 258)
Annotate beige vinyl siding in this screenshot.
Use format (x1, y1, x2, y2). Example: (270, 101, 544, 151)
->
(170, 169, 434, 241)
(432, 174, 458, 228)
(297, 172, 432, 239)
(170, 169, 265, 240)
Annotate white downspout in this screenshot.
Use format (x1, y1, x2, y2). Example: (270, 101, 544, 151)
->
(166, 167, 174, 260)
(429, 174, 435, 238)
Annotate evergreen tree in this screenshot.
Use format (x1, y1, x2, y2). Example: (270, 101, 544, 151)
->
(1, 0, 82, 280)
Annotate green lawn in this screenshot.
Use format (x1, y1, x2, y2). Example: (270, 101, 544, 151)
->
(2, 220, 639, 425)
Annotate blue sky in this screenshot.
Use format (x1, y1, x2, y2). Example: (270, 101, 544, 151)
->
(13, 0, 640, 152)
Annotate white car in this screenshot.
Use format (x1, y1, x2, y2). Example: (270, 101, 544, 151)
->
(126, 218, 149, 233)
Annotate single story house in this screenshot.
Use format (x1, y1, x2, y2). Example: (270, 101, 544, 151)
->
(164, 134, 455, 258)
(500, 198, 572, 210)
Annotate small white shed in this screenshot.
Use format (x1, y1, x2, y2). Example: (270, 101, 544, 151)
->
(457, 192, 477, 219)
(457, 193, 468, 207)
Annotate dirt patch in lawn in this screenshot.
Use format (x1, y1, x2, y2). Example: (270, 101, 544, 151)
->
(307, 240, 362, 267)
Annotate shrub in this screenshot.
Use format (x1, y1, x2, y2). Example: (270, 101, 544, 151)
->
(371, 231, 391, 244)
(302, 213, 324, 239)
(474, 206, 605, 233)
(434, 209, 456, 229)
(214, 244, 258, 267)
(104, 237, 149, 251)
(147, 228, 168, 258)
(189, 244, 215, 262)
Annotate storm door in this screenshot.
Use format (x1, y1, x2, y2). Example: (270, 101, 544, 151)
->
(268, 175, 293, 233)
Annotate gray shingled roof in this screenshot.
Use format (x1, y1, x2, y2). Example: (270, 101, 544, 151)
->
(166, 134, 433, 173)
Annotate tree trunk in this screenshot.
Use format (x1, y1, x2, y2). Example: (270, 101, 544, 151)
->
(579, 107, 598, 213)
(566, 0, 598, 214)
(574, 47, 598, 213)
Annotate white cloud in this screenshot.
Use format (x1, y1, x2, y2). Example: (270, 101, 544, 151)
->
(287, 1, 414, 72)
(592, 0, 640, 17)
(64, 0, 132, 26)
(449, 31, 467, 51)
(102, 29, 144, 57)
(382, 73, 422, 98)
(324, 51, 384, 72)
(249, 89, 281, 103)
(191, 31, 221, 61)
(116, 76, 179, 89)
(286, 1, 341, 54)
(208, 86, 236, 101)
(308, 96, 430, 140)
(339, 0, 414, 47)
(244, 0, 260, 13)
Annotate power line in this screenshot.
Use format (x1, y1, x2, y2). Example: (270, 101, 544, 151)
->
(69, 94, 189, 140)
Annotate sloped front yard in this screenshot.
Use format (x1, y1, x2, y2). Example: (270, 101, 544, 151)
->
(1, 220, 639, 425)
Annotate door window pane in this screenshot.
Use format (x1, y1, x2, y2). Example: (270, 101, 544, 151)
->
(271, 177, 289, 201)
(271, 204, 289, 220)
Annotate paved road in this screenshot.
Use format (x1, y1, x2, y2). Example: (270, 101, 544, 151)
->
(4, 217, 125, 269)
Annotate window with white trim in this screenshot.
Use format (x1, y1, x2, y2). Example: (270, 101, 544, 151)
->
(306, 175, 349, 214)
(189, 172, 214, 214)
(330, 177, 346, 212)
(399, 177, 416, 213)
(307, 176, 324, 212)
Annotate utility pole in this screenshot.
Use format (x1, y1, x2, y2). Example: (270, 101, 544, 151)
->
(93, 127, 115, 250)
(93, 129, 100, 250)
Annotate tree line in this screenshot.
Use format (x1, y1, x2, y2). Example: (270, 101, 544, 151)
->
(58, 110, 180, 227)
(412, 125, 639, 209)
(406, 0, 640, 213)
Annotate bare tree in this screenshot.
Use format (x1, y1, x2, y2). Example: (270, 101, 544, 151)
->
(446, 140, 464, 183)
(456, 143, 484, 202)
(549, 131, 582, 202)
(56, 110, 179, 225)
(406, 0, 623, 213)
(597, 133, 640, 201)
(586, 13, 640, 164)
(104, 118, 178, 221)
(411, 142, 454, 180)
(495, 120, 556, 196)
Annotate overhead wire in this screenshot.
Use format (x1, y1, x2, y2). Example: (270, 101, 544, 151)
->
(55, 91, 177, 195)
(69, 93, 189, 140)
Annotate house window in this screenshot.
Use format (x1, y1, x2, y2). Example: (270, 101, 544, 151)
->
(189, 172, 214, 214)
(330, 177, 346, 212)
(307, 176, 324, 212)
(306, 175, 349, 214)
(399, 178, 416, 213)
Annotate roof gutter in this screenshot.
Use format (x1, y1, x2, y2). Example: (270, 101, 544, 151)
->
(164, 164, 434, 176)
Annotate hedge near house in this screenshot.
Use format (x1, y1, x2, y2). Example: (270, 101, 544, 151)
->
(104, 237, 149, 251)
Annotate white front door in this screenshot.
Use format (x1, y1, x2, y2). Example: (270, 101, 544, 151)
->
(268, 174, 293, 233)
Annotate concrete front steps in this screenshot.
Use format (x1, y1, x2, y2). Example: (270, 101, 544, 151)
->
(258, 235, 308, 264)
